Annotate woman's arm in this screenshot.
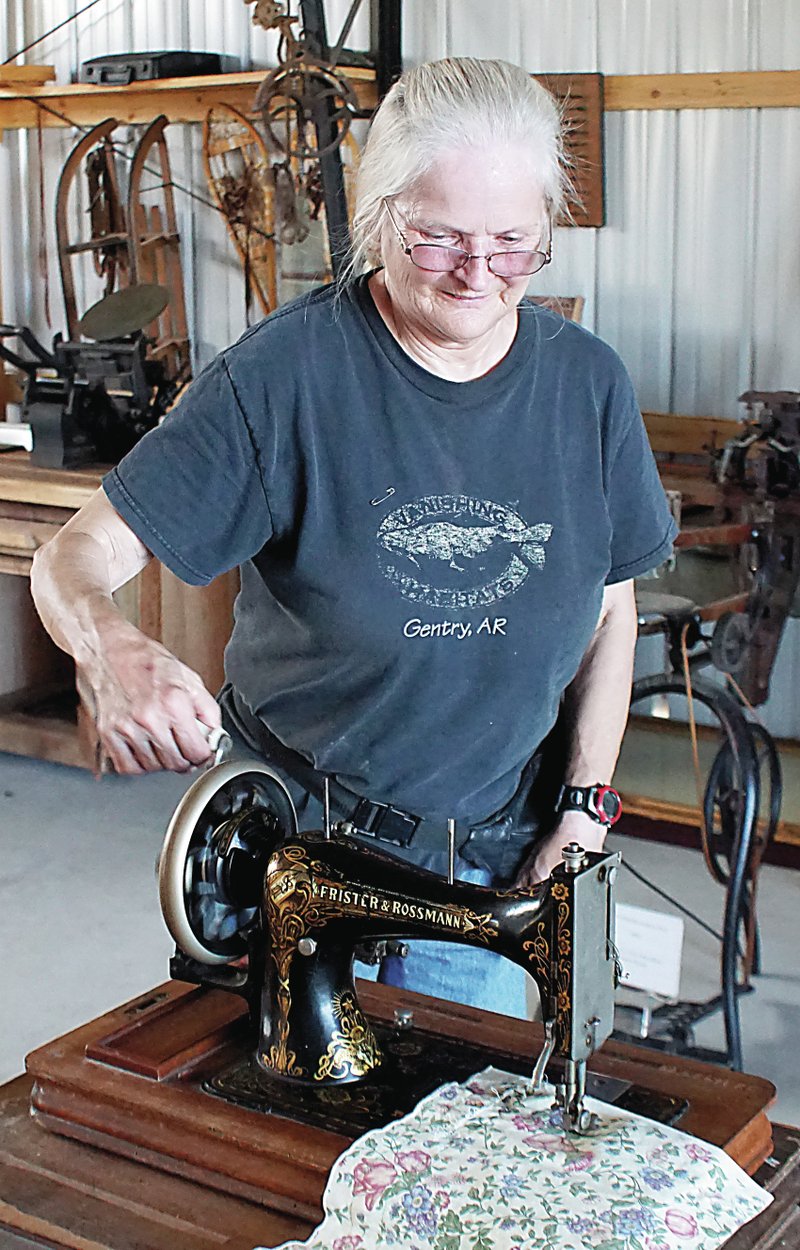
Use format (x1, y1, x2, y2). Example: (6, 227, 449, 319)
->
(515, 579, 638, 886)
(30, 488, 221, 774)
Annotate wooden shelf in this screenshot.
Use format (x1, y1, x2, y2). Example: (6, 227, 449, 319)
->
(0, 67, 797, 133)
(0, 66, 377, 131)
(621, 790, 800, 850)
(605, 69, 800, 112)
(0, 67, 797, 132)
(618, 716, 800, 849)
(0, 705, 85, 768)
(0, 64, 55, 87)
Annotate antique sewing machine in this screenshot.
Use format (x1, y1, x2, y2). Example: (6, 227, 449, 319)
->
(22, 755, 776, 1217)
(157, 758, 622, 1135)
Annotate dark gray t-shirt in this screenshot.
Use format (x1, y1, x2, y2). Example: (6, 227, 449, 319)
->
(105, 277, 676, 823)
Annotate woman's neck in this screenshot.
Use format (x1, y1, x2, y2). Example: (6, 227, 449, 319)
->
(367, 272, 518, 383)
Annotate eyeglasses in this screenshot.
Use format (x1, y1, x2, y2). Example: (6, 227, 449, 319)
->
(383, 199, 551, 278)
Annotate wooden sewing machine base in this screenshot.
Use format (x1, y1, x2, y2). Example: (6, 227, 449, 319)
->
(23, 978, 776, 1231)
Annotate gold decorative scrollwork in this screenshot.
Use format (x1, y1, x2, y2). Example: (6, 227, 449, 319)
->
(314, 990, 382, 1082)
(263, 844, 341, 1075)
(522, 918, 551, 991)
(554, 895, 572, 1051)
(461, 909, 500, 945)
(264, 1042, 305, 1077)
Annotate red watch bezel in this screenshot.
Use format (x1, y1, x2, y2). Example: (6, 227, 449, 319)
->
(590, 784, 622, 826)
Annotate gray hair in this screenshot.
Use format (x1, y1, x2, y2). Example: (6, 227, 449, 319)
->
(344, 57, 569, 282)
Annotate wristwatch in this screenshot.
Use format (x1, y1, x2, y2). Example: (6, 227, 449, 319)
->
(555, 783, 622, 827)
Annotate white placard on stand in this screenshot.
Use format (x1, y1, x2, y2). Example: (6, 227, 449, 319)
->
(615, 902, 685, 1000)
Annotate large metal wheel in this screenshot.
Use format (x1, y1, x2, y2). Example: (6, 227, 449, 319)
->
(702, 738, 745, 886)
(703, 720, 781, 887)
(157, 760, 297, 966)
(629, 672, 761, 1069)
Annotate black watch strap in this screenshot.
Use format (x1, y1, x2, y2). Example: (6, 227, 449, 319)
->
(556, 783, 622, 827)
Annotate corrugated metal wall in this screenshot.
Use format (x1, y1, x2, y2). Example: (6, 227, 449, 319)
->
(2, 0, 799, 732)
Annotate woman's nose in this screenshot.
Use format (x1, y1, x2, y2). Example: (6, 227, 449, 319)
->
(457, 254, 494, 289)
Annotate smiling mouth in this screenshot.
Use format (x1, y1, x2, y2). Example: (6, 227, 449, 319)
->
(441, 291, 492, 302)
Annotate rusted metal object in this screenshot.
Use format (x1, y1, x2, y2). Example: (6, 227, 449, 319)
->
(55, 115, 190, 382)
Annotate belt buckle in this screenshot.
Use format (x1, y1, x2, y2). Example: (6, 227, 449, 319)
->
(352, 798, 419, 846)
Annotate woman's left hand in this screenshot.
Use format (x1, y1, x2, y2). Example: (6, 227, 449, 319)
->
(513, 810, 608, 888)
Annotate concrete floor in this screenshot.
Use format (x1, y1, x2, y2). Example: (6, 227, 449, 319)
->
(1, 750, 798, 1129)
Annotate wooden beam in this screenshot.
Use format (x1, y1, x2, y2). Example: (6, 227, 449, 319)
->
(621, 790, 800, 849)
(0, 707, 86, 767)
(621, 716, 800, 848)
(0, 452, 105, 509)
(0, 68, 376, 131)
(642, 410, 742, 455)
(605, 69, 800, 112)
(0, 65, 55, 87)
(0, 369, 24, 408)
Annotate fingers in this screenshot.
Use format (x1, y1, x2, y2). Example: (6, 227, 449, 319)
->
(100, 724, 181, 774)
(135, 673, 218, 769)
(192, 688, 223, 733)
(513, 853, 552, 891)
(98, 699, 215, 775)
(173, 719, 218, 768)
(181, 698, 225, 762)
(79, 632, 222, 775)
(514, 866, 544, 891)
(101, 731, 147, 775)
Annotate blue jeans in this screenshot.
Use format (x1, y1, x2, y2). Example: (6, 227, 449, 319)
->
(356, 841, 531, 1018)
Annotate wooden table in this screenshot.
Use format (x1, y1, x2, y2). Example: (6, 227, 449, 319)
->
(0, 1074, 310, 1250)
(0, 1089, 796, 1250)
(0, 980, 794, 1248)
(0, 451, 237, 768)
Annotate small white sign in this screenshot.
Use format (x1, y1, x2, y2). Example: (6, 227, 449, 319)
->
(615, 903, 684, 1000)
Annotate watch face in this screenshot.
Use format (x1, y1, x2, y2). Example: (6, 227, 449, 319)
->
(594, 785, 622, 824)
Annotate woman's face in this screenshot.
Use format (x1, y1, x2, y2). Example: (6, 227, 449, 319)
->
(380, 144, 548, 352)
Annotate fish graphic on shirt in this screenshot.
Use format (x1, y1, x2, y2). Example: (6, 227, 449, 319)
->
(379, 517, 553, 573)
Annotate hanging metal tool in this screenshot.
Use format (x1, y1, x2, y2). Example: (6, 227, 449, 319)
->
(245, 0, 378, 279)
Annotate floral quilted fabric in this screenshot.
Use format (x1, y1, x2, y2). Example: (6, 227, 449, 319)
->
(265, 1067, 771, 1250)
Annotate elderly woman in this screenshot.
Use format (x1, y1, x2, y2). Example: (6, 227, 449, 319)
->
(31, 58, 676, 1017)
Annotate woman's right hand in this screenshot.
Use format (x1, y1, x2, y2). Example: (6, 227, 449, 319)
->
(30, 488, 223, 776)
(78, 616, 222, 775)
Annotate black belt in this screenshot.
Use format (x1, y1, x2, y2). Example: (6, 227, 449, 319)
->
(226, 689, 425, 847)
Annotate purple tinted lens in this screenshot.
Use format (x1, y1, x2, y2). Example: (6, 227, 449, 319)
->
(409, 245, 548, 276)
(490, 251, 548, 277)
(409, 245, 466, 271)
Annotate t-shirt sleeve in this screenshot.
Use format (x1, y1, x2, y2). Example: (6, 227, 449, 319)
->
(103, 353, 274, 586)
(604, 386, 678, 585)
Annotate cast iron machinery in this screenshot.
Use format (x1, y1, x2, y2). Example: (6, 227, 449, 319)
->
(158, 760, 622, 1135)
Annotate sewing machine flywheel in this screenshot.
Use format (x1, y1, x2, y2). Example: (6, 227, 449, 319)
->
(158, 760, 297, 965)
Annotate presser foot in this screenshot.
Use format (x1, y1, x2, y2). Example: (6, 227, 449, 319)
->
(554, 1058, 598, 1135)
(555, 1098, 598, 1136)
(529, 1022, 597, 1132)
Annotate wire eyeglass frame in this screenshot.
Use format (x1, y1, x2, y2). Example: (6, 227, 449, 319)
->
(383, 198, 551, 278)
